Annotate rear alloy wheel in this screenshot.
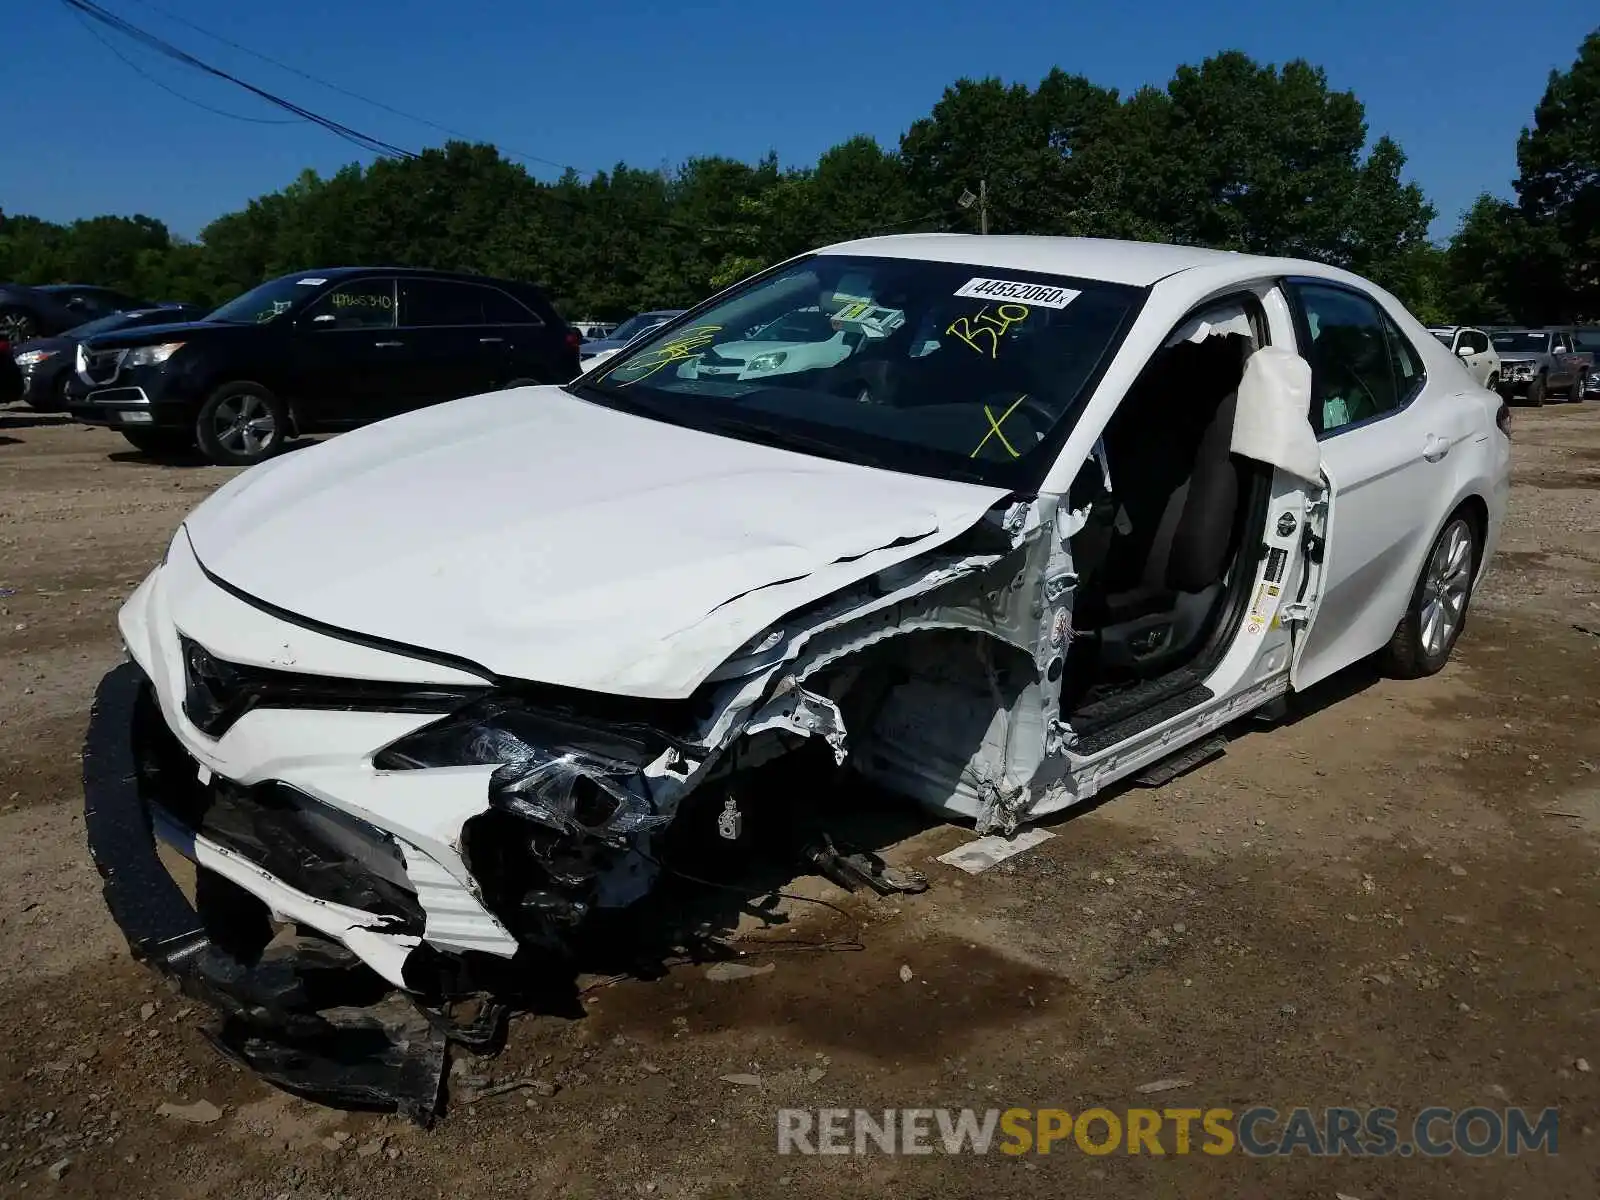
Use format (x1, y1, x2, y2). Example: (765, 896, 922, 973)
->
(1381, 515, 1477, 679)
(1573, 373, 1590, 403)
(195, 382, 287, 466)
(0, 308, 37, 345)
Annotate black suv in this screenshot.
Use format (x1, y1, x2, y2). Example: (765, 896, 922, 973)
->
(66, 267, 582, 465)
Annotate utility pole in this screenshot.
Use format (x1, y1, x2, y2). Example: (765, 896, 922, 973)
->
(959, 181, 991, 234)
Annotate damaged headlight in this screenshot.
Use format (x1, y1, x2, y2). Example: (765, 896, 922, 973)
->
(373, 701, 669, 842)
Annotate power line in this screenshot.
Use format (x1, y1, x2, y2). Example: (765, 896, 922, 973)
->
(67, 4, 301, 125)
(124, 0, 591, 176)
(58, 0, 416, 159)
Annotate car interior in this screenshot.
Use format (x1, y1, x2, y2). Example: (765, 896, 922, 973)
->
(1058, 299, 1275, 737)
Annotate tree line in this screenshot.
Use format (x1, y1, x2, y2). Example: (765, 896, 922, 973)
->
(2, 35, 1596, 326)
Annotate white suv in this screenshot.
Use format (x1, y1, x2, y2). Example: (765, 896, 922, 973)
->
(1428, 326, 1501, 390)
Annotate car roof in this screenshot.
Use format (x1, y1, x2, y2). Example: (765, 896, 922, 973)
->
(279, 266, 539, 286)
(815, 233, 1344, 288)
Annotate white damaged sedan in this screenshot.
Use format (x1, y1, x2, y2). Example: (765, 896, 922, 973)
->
(84, 235, 1510, 1118)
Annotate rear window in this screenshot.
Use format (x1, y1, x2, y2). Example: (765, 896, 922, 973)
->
(481, 287, 537, 325)
(1492, 331, 1550, 353)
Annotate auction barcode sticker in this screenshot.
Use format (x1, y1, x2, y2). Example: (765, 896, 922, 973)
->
(953, 278, 1080, 309)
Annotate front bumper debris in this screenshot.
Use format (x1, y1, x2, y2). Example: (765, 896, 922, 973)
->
(82, 661, 456, 1124)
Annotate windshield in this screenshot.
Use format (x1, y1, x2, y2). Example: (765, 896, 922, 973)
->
(579, 254, 1143, 487)
(1492, 331, 1550, 354)
(609, 312, 676, 343)
(749, 308, 839, 343)
(207, 274, 327, 324)
(1429, 331, 1452, 347)
(1573, 330, 1600, 351)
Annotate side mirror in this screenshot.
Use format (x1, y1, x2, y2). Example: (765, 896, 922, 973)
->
(1456, 343, 1474, 358)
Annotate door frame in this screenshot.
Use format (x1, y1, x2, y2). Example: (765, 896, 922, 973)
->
(1032, 281, 1322, 807)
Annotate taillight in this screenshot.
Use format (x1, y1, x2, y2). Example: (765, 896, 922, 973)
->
(1495, 400, 1511, 438)
(564, 330, 581, 353)
(0, 338, 9, 356)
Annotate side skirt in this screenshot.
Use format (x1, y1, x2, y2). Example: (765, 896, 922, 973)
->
(1031, 671, 1288, 818)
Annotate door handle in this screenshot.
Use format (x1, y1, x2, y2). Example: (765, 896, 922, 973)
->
(1423, 434, 1450, 462)
(374, 340, 403, 348)
(478, 336, 504, 344)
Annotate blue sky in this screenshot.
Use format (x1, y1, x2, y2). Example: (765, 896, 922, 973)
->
(5, 0, 1595, 243)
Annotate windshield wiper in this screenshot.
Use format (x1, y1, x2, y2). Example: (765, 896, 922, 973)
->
(565, 377, 662, 417)
(685, 413, 891, 469)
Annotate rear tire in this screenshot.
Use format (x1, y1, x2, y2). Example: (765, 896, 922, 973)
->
(1573, 373, 1590, 403)
(119, 428, 196, 457)
(1380, 515, 1477, 679)
(0, 307, 37, 345)
(195, 381, 287, 466)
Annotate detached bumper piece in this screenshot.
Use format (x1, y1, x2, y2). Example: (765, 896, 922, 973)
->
(82, 662, 453, 1125)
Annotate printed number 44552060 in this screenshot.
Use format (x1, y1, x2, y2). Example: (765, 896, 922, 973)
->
(946, 304, 1029, 358)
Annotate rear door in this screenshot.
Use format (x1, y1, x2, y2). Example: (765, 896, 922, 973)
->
(485, 285, 568, 382)
(291, 277, 412, 426)
(395, 278, 504, 408)
(1287, 281, 1463, 688)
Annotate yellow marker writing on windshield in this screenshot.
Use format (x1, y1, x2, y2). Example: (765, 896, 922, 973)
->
(615, 325, 723, 386)
(947, 303, 1029, 358)
(971, 394, 1028, 459)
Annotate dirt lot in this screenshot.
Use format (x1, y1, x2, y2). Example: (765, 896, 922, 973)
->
(2, 402, 1599, 1198)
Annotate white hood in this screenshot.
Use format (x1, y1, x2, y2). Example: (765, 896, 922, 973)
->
(182, 387, 1008, 699)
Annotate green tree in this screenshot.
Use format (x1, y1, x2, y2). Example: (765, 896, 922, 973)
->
(901, 73, 1113, 233)
(4, 49, 1461, 321)
(1514, 29, 1600, 318)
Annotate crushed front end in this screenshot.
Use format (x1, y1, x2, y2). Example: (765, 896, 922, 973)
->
(86, 482, 1071, 1122)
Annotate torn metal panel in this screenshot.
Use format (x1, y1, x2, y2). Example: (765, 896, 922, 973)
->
(745, 687, 848, 764)
(669, 492, 1084, 834)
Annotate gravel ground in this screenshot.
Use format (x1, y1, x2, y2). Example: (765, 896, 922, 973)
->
(1, 402, 1598, 1198)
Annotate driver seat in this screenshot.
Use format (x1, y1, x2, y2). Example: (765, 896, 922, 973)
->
(1075, 335, 1253, 678)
